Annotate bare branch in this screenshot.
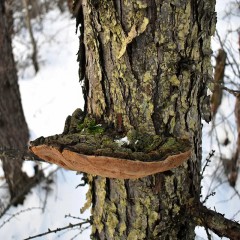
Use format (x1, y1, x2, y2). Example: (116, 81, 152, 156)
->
(0, 169, 44, 218)
(190, 203, 240, 240)
(221, 85, 240, 97)
(23, 220, 91, 240)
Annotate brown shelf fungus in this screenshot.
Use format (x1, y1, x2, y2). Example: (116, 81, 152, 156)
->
(29, 111, 192, 179)
(29, 144, 191, 179)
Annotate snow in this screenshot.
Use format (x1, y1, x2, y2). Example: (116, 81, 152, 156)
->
(0, 1, 239, 239)
(115, 136, 130, 146)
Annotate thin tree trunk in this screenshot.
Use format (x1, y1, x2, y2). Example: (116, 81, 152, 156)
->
(78, 0, 215, 239)
(22, 0, 39, 73)
(0, 0, 30, 204)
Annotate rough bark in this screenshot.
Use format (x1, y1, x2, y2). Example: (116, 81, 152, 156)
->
(77, 0, 215, 239)
(0, 0, 30, 204)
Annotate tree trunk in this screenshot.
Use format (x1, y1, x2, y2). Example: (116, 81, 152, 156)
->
(0, 0, 30, 204)
(78, 0, 215, 239)
(22, 0, 39, 73)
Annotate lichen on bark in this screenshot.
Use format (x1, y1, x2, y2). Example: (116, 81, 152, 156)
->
(75, 0, 216, 238)
(29, 0, 216, 238)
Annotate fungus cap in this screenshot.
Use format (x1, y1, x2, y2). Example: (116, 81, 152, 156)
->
(30, 144, 191, 179)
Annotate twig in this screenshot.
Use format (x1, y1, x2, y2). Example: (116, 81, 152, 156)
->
(0, 166, 58, 218)
(65, 213, 87, 221)
(203, 225, 212, 240)
(202, 192, 216, 205)
(201, 150, 215, 176)
(0, 207, 42, 229)
(24, 220, 91, 240)
(70, 232, 81, 240)
(0, 169, 44, 219)
(221, 85, 240, 97)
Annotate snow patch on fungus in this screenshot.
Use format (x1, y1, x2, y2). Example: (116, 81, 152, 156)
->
(114, 136, 130, 147)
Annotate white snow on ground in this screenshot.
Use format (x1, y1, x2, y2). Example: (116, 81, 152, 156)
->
(0, 1, 239, 239)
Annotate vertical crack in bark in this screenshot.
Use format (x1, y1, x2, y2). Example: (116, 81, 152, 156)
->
(105, 177, 111, 200)
(96, 36, 111, 117)
(124, 180, 132, 237)
(77, 6, 86, 81)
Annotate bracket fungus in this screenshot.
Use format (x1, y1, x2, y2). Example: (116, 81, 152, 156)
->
(30, 144, 191, 179)
(29, 110, 192, 179)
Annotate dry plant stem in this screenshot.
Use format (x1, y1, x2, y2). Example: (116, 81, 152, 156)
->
(30, 145, 191, 179)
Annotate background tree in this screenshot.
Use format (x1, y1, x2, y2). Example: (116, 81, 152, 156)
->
(209, 1, 240, 188)
(29, 0, 240, 239)
(0, 0, 34, 204)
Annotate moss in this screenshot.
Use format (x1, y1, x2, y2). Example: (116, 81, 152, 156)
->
(136, 0, 148, 9)
(77, 116, 104, 134)
(173, 203, 181, 214)
(127, 230, 140, 240)
(148, 211, 159, 229)
(145, 135, 163, 152)
(106, 202, 119, 238)
(159, 137, 190, 155)
(169, 75, 180, 87)
(93, 177, 106, 233)
(80, 184, 92, 214)
(119, 221, 127, 236)
(143, 71, 152, 82)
